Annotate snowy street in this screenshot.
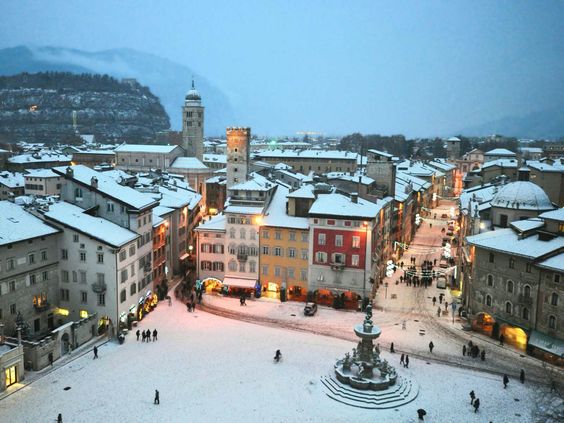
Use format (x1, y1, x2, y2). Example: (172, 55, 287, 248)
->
(0, 291, 541, 423)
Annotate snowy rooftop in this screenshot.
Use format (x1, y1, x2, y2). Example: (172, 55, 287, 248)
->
(276, 168, 311, 181)
(229, 177, 274, 192)
(53, 165, 157, 211)
(24, 169, 59, 178)
(0, 171, 25, 188)
(481, 158, 519, 169)
(536, 252, 564, 272)
(195, 213, 227, 232)
(490, 181, 553, 211)
(484, 148, 516, 156)
(170, 157, 209, 170)
(310, 193, 386, 219)
(520, 147, 543, 154)
(510, 218, 545, 233)
(263, 185, 309, 230)
(0, 201, 60, 246)
(446, 136, 461, 142)
(396, 171, 431, 191)
(396, 160, 444, 177)
(223, 205, 264, 215)
(287, 184, 316, 199)
(466, 228, 564, 259)
(44, 202, 138, 248)
(203, 154, 227, 164)
(326, 172, 375, 185)
(428, 159, 456, 172)
(526, 160, 564, 173)
(147, 185, 201, 210)
(114, 144, 180, 154)
(8, 152, 71, 164)
(152, 205, 174, 218)
(539, 208, 564, 222)
(367, 149, 393, 158)
(255, 149, 358, 160)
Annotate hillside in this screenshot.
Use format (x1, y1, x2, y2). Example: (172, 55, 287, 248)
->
(0, 46, 235, 135)
(0, 72, 170, 143)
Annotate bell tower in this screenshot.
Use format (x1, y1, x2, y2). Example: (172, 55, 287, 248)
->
(226, 127, 251, 188)
(182, 79, 204, 161)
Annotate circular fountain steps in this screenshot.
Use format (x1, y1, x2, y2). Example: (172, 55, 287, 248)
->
(320, 374, 419, 409)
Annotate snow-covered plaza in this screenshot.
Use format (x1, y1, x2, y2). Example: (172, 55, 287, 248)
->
(0, 296, 540, 423)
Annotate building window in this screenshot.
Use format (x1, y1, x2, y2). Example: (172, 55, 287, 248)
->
(548, 315, 557, 330)
(488, 253, 494, 263)
(107, 202, 114, 212)
(262, 265, 269, 276)
(131, 283, 137, 296)
(301, 233, 308, 242)
(201, 261, 212, 271)
(79, 271, 87, 284)
(250, 230, 256, 241)
(97, 253, 104, 264)
(228, 260, 237, 272)
(30, 274, 36, 285)
(486, 294, 492, 307)
(98, 293, 106, 306)
(507, 280, 514, 293)
(213, 262, 224, 271)
(262, 231, 269, 239)
(229, 229, 236, 239)
(344, 221, 351, 227)
(28, 253, 35, 264)
(274, 266, 281, 277)
(555, 274, 561, 283)
(41, 250, 47, 261)
(60, 289, 70, 302)
(249, 261, 256, 273)
(120, 289, 126, 303)
(121, 269, 128, 283)
(129, 245, 136, 256)
(551, 292, 559, 306)
(525, 263, 532, 273)
(352, 236, 360, 248)
(61, 271, 69, 283)
(352, 255, 360, 267)
(288, 248, 296, 258)
(42, 271, 48, 281)
(316, 252, 327, 263)
(300, 269, 307, 281)
(61, 249, 68, 260)
(327, 219, 335, 226)
(289, 232, 296, 241)
(97, 273, 105, 284)
(524, 285, 531, 298)
(318, 233, 326, 245)
(75, 188, 83, 199)
(274, 247, 282, 257)
(522, 307, 529, 320)
(72, 271, 78, 283)
(78, 252, 85, 262)
(505, 301, 512, 315)
(6, 258, 15, 271)
(73, 234, 79, 242)
(509, 257, 515, 269)
(119, 250, 127, 261)
(332, 253, 345, 264)
(260, 246, 269, 255)
(240, 228, 246, 239)
(81, 291, 88, 304)
(335, 235, 343, 247)
(487, 274, 493, 287)
(213, 244, 224, 254)
(10, 304, 16, 315)
(239, 262, 245, 272)
(288, 267, 295, 279)
(275, 231, 282, 240)
(301, 249, 308, 260)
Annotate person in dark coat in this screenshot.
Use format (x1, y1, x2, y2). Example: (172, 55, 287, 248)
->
(462, 345, 467, 356)
(153, 329, 158, 341)
(405, 355, 409, 368)
(136, 329, 140, 341)
(57, 414, 63, 423)
(400, 354, 405, 366)
(154, 389, 160, 405)
(473, 398, 480, 413)
(274, 349, 282, 362)
(429, 341, 434, 353)
(432, 296, 436, 306)
(142, 331, 146, 342)
(503, 374, 509, 388)
(480, 349, 485, 361)
(499, 334, 505, 346)
(417, 408, 426, 420)
(93, 346, 98, 359)
(390, 342, 395, 353)
(437, 307, 441, 317)
(49, 352, 53, 366)
(470, 390, 475, 404)
(146, 329, 151, 342)
(520, 369, 525, 384)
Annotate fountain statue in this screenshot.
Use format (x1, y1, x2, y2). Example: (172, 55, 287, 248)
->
(334, 304, 398, 390)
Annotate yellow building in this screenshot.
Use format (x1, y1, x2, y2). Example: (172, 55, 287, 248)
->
(259, 186, 310, 300)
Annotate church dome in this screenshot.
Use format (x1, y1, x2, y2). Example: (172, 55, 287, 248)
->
(185, 79, 201, 101)
(491, 181, 553, 211)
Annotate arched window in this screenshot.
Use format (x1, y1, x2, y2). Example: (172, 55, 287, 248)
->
(250, 230, 256, 241)
(507, 280, 514, 293)
(228, 260, 237, 272)
(249, 261, 256, 273)
(228, 244, 236, 255)
(505, 301, 513, 315)
(487, 274, 494, 287)
(524, 285, 531, 298)
(229, 228, 236, 239)
(551, 293, 558, 306)
(239, 262, 246, 272)
(240, 228, 246, 239)
(522, 307, 529, 320)
(486, 295, 492, 307)
(237, 245, 247, 255)
(548, 315, 556, 330)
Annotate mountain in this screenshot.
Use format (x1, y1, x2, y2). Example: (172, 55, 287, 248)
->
(458, 108, 564, 139)
(0, 46, 235, 135)
(0, 72, 170, 143)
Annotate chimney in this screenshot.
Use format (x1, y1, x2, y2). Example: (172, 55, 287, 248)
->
(66, 167, 74, 178)
(90, 176, 98, 188)
(351, 192, 358, 203)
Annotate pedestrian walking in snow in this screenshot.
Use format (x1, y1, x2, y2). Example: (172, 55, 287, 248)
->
(429, 341, 434, 353)
(462, 345, 467, 356)
(400, 354, 405, 366)
(503, 374, 509, 388)
(136, 329, 140, 341)
(437, 307, 441, 317)
(153, 329, 158, 341)
(432, 296, 436, 306)
(470, 390, 475, 404)
(434, 258, 437, 266)
(480, 350, 485, 361)
(429, 222, 432, 228)
(405, 355, 409, 368)
(154, 389, 160, 405)
(499, 334, 505, 346)
(417, 408, 426, 420)
(520, 369, 525, 384)
(402, 320, 406, 330)
(444, 301, 448, 311)
(57, 413, 63, 423)
(142, 331, 146, 342)
(439, 294, 443, 304)
(274, 349, 282, 362)
(400, 261, 404, 268)
(49, 352, 53, 366)
(473, 398, 480, 413)
(390, 342, 395, 353)
(146, 329, 151, 342)
(93, 346, 98, 359)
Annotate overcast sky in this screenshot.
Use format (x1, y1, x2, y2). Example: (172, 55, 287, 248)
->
(1, 0, 563, 137)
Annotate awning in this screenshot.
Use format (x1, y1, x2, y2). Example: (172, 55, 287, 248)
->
(179, 253, 190, 260)
(528, 330, 564, 358)
(223, 277, 257, 289)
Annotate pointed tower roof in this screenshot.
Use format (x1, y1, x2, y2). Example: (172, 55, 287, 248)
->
(185, 78, 201, 102)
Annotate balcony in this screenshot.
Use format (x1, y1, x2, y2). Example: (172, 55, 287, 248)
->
(518, 294, 533, 305)
(91, 282, 107, 294)
(237, 253, 248, 262)
(33, 301, 50, 312)
(330, 262, 345, 271)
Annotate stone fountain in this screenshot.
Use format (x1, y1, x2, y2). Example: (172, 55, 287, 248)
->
(334, 305, 397, 390)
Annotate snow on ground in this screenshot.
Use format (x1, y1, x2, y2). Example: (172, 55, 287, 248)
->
(0, 296, 536, 423)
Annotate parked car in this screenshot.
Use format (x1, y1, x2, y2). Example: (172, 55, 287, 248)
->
(436, 275, 447, 289)
(304, 302, 318, 316)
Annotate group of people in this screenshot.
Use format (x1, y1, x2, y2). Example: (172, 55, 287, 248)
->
(469, 390, 480, 413)
(463, 340, 485, 360)
(399, 353, 410, 368)
(136, 328, 158, 342)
